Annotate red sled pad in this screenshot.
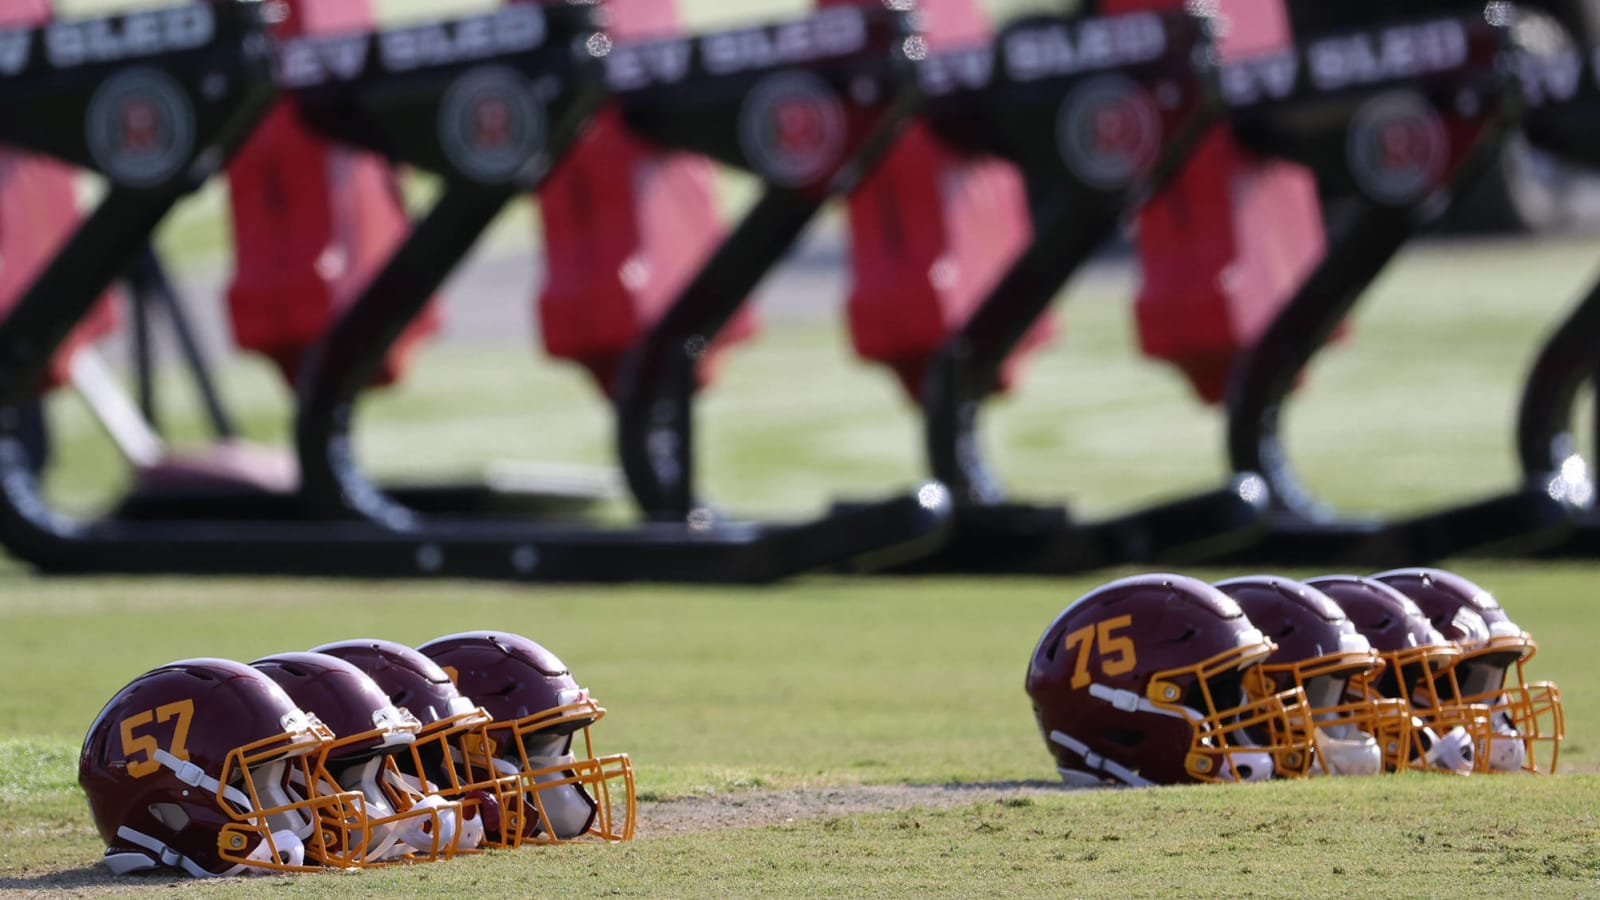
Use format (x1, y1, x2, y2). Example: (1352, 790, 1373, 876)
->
(225, 0, 439, 387)
(0, 0, 117, 393)
(1108, 0, 1326, 405)
(532, 0, 752, 397)
(835, 0, 1042, 402)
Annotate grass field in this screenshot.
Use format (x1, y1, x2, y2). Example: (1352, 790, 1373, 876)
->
(4, 568, 1599, 896)
(3, 230, 1600, 896)
(7, 2, 1600, 894)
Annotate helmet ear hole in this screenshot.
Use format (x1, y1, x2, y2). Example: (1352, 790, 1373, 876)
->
(1103, 728, 1144, 748)
(149, 803, 190, 831)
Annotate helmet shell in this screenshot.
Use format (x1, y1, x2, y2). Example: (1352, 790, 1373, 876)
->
(1371, 568, 1514, 647)
(1214, 575, 1367, 677)
(418, 631, 586, 730)
(1025, 574, 1286, 785)
(311, 638, 477, 728)
(250, 652, 415, 762)
(80, 658, 322, 875)
(1305, 575, 1445, 656)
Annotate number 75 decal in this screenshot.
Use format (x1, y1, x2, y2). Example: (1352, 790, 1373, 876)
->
(1063, 615, 1138, 688)
(119, 699, 195, 778)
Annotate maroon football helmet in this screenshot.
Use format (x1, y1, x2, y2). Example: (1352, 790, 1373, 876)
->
(418, 631, 635, 845)
(79, 658, 362, 877)
(250, 652, 467, 865)
(1305, 575, 1487, 775)
(312, 638, 516, 846)
(1213, 576, 1411, 776)
(1025, 574, 1315, 787)
(1372, 568, 1563, 774)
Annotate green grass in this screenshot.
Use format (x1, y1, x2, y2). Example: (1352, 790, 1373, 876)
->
(274, 777, 1598, 898)
(20, 776, 1598, 896)
(12, 30, 1600, 887)
(1, 559, 1598, 894)
(14, 3, 1600, 897)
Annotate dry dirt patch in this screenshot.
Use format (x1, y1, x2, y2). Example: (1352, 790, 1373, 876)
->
(638, 781, 1071, 837)
(2, 782, 1071, 896)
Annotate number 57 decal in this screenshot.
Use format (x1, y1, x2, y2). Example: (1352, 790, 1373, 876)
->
(119, 699, 195, 778)
(1063, 615, 1138, 688)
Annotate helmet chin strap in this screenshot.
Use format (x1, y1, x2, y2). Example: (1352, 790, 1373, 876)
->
(111, 826, 304, 878)
(1083, 684, 1277, 783)
(334, 757, 408, 862)
(253, 761, 318, 841)
(1314, 730, 1383, 777)
(155, 749, 254, 812)
(1217, 750, 1274, 782)
(1048, 730, 1154, 787)
(489, 754, 599, 839)
(109, 827, 213, 878)
(526, 755, 599, 839)
(344, 757, 468, 860)
(108, 752, 316, 877)
(1420, 725, 1476, 774)
(456, 801, 487, 849)
(1485, 719, 1528, 772)
(392, 793, 462, 855)
(398, 772, 485, 850)
(234, 830, 306, 872)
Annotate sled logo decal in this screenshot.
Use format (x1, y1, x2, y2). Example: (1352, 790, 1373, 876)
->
(738, 71, 847, 189)
(85, 67, 196, 188)
(1056, 75, 1161, 192)
(1346, 91, 1449, 206)
(438, 65, 546, 185)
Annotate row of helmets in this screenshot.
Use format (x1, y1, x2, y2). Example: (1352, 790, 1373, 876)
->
(1025, 568, 1564, 785)
(79, 631, 635, 878)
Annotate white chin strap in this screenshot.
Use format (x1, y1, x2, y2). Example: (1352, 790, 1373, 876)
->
(526, 755, 599, 839)
(489, 753, 598, 839)
(109, 828, 304, 878)
(106, 751, 315, 878)
(457, 801, 487, 850)
(254, 761, 317, 841)
(1217, 750, 1274, 782)
(1076, 684, 1277, 785)
(1423, 725, 1476, 774)
(392, 793, 461, 855)
(1485, 720, 1528, 772)
(319, 761, 464, 861)
(1048, 729, 1152, 787)
(1315, 730, 1382, 777)
(338, 758, 408, 862)
(239, 830, 306, 871)
(399, 772, 484, 850)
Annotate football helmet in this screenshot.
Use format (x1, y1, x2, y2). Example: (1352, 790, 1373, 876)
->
(1214, 576, 1411, 777)
(79, 658, 363, 877)
(1305, 575, 1486, 775)
(418, 631, 635, 844)
(1372, 568, 1563, 774)
(311, 638, 520, 847)
(1024, 574, 1315, 787)
(250, 652, 468, 865)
